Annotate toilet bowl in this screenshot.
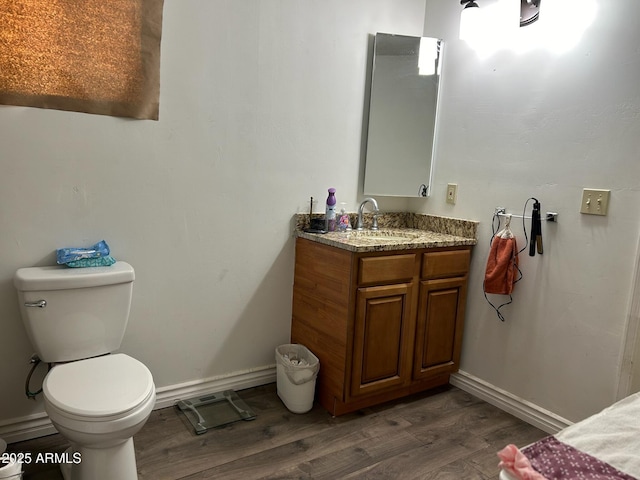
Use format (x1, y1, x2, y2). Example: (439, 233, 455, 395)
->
(43, 354, 155, 480)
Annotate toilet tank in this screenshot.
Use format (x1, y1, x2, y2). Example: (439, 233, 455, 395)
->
(13, 262, 135, 363)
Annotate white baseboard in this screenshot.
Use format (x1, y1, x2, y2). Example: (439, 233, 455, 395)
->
(2, 367, 565, 444)
(1, 365, 276, 445)
(450, 370, 571, 434)
(154, 364, 276, 409)
(0, 414, 57, 445)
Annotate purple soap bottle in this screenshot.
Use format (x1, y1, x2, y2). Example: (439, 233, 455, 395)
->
(325, 188, 337, 232)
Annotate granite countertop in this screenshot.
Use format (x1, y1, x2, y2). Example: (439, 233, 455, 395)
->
(293, 212, 478, 253)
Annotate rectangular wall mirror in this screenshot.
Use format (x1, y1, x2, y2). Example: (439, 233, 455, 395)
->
(363, 33, 443, 198)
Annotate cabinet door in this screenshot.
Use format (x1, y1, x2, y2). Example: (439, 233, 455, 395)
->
(351, 283, 414, 398)
(413, 277, 467, 380)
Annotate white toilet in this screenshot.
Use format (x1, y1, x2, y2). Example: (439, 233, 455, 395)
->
(14, 261, 155, 480)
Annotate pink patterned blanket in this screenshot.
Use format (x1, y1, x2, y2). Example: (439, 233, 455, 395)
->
(499, 437, 637, 480)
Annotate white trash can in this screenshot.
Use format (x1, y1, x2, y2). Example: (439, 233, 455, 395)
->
(275, 344, 320, 414)
(0, 439, 23, 480)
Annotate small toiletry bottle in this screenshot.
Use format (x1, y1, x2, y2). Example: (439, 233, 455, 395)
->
(338, 203, 351, 232)
(325, 188, 337, 232)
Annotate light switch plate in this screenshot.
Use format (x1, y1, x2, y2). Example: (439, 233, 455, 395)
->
(580, 188, 610, 216)
(446, 183, 457, 205)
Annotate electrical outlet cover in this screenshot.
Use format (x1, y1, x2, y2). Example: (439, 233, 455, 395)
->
(446, 183, 457, 205)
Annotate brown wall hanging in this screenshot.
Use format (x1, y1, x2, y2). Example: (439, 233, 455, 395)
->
(0, 0, 164, 120)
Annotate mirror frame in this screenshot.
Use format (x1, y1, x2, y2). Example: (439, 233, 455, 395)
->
(363, 33, 444, 198)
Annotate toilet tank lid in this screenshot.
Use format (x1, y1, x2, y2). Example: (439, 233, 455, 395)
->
(14, 261, 135, 291)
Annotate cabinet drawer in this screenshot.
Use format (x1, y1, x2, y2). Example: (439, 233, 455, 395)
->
(358, 254, 416, 285)
(421, 249, 470, 279)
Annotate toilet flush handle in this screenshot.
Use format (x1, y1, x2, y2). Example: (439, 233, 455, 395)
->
(24, 300, 47, 308)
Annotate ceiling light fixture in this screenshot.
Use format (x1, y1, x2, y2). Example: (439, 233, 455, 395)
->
(459, 0, 481, 41)
(520, 0, 541, 26)
(459, 0, 541, 41)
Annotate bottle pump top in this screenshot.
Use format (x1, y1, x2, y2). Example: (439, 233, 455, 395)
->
(327, 188, 336, 206)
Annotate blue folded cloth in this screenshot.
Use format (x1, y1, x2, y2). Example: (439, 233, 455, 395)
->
(56, 240, 111, 265)
(65, 255, 116, 268)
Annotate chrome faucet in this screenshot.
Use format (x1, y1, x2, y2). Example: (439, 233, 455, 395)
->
(356, 197, 379, 231)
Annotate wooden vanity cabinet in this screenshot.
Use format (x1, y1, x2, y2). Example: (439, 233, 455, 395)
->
(351, 254, 417, 398)
(413, 250, 469, 381)
(291, 238, 471, 416)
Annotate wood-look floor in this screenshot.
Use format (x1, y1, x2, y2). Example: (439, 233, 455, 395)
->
(8, 384, 546, 480)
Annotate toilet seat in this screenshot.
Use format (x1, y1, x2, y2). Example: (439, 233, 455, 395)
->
(44, 353, 154, 420)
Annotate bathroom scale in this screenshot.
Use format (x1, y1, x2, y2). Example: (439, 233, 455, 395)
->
(176, 389, 256, 435)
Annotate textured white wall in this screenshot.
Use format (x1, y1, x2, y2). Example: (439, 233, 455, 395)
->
(0, 0, 425, 427)
(421, 0, 640, 421)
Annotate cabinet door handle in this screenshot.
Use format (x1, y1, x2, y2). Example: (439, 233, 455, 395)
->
(24, 300, 47, 308)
